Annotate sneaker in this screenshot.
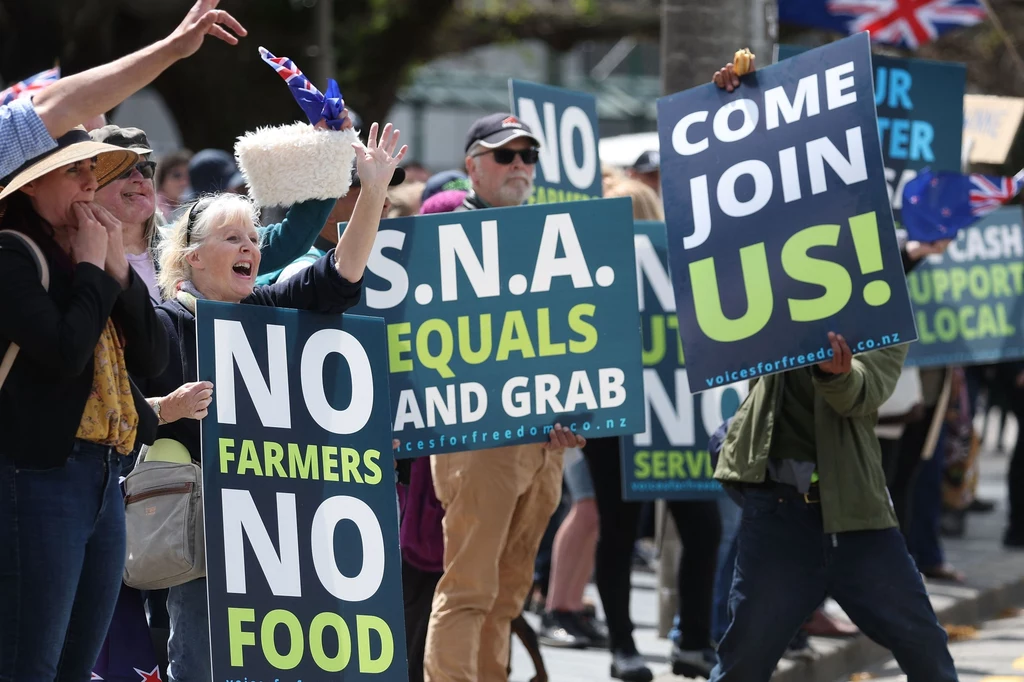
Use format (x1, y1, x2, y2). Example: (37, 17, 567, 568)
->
(575, 611, 609, 649)
(610, 651, 653, 682)
(671, 644, 715, 679)
(539, 611, 591, 649)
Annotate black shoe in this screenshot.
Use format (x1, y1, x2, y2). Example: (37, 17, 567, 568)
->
(1004, 527, 1024, 549)
(968, 498, 996, 513)
(575, 611, 609, 649)
(539, 610, 591, 649)
(670, 644, 715, 679)
(610, 650, 653, 682)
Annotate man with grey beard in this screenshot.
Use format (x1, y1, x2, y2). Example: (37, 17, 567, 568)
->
(423, 112, 585, 682)
(456, 113, 541, 211)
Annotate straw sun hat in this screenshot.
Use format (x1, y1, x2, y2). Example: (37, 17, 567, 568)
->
(0, 126, 146, 206)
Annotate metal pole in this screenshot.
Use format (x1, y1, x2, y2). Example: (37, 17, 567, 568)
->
(316, 0, 335, 87)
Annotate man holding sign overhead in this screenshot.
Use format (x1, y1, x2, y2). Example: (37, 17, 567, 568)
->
(661, 42, 957, 681)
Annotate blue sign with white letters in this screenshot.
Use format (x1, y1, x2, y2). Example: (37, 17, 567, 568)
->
(510, 79, 603, 203)
(777, 45, 965, 224)
(196, 301, 407, 681)
(620, 221, 747, 500)
(343, 199, 644, 458)
(658, 33, 917, 394)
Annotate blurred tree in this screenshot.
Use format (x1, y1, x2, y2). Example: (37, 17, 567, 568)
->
(0, 0, 658, 151)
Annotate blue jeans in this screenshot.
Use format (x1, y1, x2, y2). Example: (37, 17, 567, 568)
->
(0, 441, 126, 682)
(167, 578, 211, 682)
(710, 486, 957, 682)
(710, 495, 743, 644)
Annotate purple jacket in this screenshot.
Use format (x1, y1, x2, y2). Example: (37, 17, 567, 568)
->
(398, 457, 445, 573)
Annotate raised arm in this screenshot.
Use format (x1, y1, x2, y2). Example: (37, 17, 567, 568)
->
(335, 122, 407, 282)
(31, 0, 245, 138)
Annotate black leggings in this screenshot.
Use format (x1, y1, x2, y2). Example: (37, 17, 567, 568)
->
(584, 437, 721, 653)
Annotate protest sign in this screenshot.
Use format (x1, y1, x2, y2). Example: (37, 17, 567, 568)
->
(905, 205, 1024, 367)
(620, 221, 748, 500)
(510, 79, 602, 203)
(197, 301, 407, 682)
(343, 198, 644, 458)
(777, 45, 965, 224)
(964, 94, 1024, 166)
(658, 32, 917, 394)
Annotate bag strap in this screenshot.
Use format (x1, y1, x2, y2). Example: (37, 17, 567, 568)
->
(0, 230, 49, 391)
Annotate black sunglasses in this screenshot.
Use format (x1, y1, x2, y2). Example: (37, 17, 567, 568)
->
(475, 148, 540, 165)
(118, 160, 157, 180)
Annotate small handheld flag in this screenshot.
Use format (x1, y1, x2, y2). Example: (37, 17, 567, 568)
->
(0, 67, 60, 106)
(258, 47, 347, 130)
(901, 167, 1024, 242)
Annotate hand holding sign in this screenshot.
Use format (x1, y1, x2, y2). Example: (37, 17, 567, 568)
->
(712, 53, 756, 92)
(544, 423, 586, 451)
(161, 381, 214, 422)
(817, 333, 853, 375)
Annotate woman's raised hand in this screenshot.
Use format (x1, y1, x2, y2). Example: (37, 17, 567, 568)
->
(352, 122, 408, 190)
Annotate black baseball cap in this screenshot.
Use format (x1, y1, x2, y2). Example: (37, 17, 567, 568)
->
(632, 150, 660, 174)
(464, 112, 541, 153)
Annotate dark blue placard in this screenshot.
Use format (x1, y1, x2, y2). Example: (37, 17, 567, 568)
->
(343, 198, 645, 458)
(777, 44, 965, 224)
(620, 221, 748, 500)
(906, 205, 1024, 367)
(658, 32, 916, 394)
(197, 301, 407, 682)
(510, 79, 603, 203)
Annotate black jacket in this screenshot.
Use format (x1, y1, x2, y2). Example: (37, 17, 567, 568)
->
(0, 220, 170, 468)
(139, 249, 362, 463)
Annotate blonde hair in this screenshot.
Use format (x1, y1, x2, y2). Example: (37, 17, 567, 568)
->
(604, 177, 664, 221)
(158, 193, 262, 300)
(388, 181, 426, 218)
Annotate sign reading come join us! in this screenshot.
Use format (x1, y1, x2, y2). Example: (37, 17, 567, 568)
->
(196, 301, 407, 682)
(510, 79, 602, 203)
(620, 222, 748, 501)
(657, 32, 917, 394)
(906, 206, 1024, 367)
(343, 198, 644, 458)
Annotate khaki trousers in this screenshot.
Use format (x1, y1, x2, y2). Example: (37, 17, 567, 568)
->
(424, 445, 562, 682)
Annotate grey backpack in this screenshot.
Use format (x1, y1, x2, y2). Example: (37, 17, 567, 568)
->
(123, 440, 206, 589)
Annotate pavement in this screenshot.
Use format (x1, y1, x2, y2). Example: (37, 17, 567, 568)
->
(843, 609, 1024, 681)
(509, 412, 1024, 682)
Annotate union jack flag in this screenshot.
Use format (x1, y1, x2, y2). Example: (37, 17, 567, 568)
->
(901, 167, 1024, 241)
(0, 67, 60, 106)
(258, 47, 347, 130)
(969, 172, 1024, 215)
(779, 0, 986, 49)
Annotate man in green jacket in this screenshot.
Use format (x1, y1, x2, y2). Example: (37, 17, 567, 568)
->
(707, 330, 956, 681)
(706, 57, 958, 682)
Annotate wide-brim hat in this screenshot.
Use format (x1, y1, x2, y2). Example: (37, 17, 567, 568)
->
(0, 127, 144, 204)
